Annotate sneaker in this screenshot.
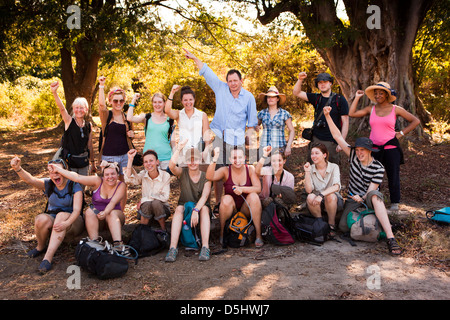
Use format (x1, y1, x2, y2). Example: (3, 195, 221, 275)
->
(38, 259, 52, 273)
(112, 241, 131, 257)
(199, 247, 211, 261)
(165, 247, 178, 262)
(389, 203, 399, 211)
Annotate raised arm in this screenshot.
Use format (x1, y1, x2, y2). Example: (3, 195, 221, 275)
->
(125, 149, 139, 182)
(10, 156, 45, 190)
(255, 146, 272, 176)
(165, 85, 181, 120)
(48, 163, 101, 188)
(168, 139, 188, 177)
(98, 76, 109, 126)
(292, 72, 309, 101)
(126, 93, 146, 123)
(348, 90, 371, 118)
(205, 147, 227, 182)
(323, 106, 351, 157)
(50, 81, 72, 129)
(183, 48, 204, 70)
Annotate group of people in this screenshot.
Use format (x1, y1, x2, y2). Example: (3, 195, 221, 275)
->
(11, 48, 420, 272)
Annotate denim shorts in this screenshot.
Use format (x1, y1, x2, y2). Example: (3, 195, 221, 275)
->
(101, 153, 128, 175)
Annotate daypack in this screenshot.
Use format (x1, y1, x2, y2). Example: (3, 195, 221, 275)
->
(290, 214, 330, 245)
(128, 224, 167, 258)
(261, 201, 295, 245)
(346, 205, 386, 242)
(180, 202, 201, 249)
(75, 238, 134, 280)
(44, 180, 86, 216)
(426, 207, 450, 225)
(223, 211, 255, 248)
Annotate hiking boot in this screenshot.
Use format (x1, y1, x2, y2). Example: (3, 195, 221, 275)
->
(199, 246, 211, 261)
(165, 247, 178, 262)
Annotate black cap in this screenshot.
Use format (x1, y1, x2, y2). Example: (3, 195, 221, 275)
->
(353, 137, 379, 152)
(315, 73, 333, 87)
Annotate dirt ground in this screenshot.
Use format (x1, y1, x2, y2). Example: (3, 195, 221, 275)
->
(0, 126, 448, 302)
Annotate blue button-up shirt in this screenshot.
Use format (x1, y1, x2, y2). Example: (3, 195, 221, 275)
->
(199, 63, 258, 146)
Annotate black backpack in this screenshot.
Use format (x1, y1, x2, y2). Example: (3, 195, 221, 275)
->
(223, 211, 255, 248)
(290, 214, 330, 245)
(128, 224, 167, 258)
(75, 238, 130, 280)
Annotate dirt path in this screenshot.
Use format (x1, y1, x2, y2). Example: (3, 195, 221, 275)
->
(0, 127, 448, 301)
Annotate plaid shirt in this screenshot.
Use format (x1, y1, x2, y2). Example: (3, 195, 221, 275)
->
(257, 108, 292, 148)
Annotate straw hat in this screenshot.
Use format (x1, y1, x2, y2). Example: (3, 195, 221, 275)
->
(365, 82, 397, 103)
(258, 86, 286, 107)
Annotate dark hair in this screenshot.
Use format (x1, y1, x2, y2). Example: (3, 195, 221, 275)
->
(311, 143, 329, 162)
(271, 148, 286, 160)
(180, 86, 195, 100)
(226, 69, 242, 81)
(143, 149, 158, 160)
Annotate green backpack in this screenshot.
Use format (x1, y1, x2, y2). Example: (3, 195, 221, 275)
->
(347, 204, 386, 242)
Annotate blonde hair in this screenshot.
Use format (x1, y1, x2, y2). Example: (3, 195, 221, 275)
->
(71, 97, 89, 117)
(152, 92, 166, 103)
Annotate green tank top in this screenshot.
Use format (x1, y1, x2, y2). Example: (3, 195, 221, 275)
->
(143, 117, 172, 161)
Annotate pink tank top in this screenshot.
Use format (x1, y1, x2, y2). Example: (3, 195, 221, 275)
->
(369, 106, 397, 150)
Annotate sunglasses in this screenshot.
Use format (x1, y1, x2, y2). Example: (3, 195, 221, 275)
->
(112, 99, 125, 104)
(48, 159, 68, 169)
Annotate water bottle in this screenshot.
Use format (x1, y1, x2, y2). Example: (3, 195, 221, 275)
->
(183, 220, 190, 231)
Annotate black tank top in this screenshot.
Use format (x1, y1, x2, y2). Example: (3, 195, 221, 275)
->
(62, 118, 90, 155)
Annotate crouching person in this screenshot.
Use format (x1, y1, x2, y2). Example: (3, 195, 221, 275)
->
(323, 106, 402, 255)
(165, 140, 212, 262)
(125, 149, 171, 233)
(10, 157, 84, 273)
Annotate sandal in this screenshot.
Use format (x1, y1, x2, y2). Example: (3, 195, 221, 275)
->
(255, 238, 264, 248)
(212, 203, 220, 218)
(328, 224, 337, 238)
(387, 238, 403, 256)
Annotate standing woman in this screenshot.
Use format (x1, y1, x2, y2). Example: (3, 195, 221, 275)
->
(349, 82, 420, 211)
(50, 81, 95, 177)
(165, 85, 211, 163)
(127, 91, 174, 171)
(257, 86, 295, 158)
(98, 76, 134, 209)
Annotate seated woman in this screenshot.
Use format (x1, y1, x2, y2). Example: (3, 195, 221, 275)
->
(206, 146, 264, 248)
(303, 143, 343, 237)
(165, 140, 212, 262)
(125, 149, 171, 233)
(48, 160, 128, 253)
(323, 106, 402, 255)
(255, 146, 295, 207)
(10, 157, 84, 273)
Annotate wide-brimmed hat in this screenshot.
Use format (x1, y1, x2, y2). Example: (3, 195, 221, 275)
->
(365, 82, 397, 103)
(353, 137, 379, 152)
(258, 86, 286, 107)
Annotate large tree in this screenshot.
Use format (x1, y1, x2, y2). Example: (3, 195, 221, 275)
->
(228, 0, 435, 132)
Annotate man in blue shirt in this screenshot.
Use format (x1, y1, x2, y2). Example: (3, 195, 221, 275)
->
(184, 48, 258, 206)
(183, 48, 258, 163)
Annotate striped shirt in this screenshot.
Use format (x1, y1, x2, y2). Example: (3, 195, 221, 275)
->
(348, 148, 385, 196)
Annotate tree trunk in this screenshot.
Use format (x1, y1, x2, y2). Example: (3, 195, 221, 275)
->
(253, 0, 434, 134)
